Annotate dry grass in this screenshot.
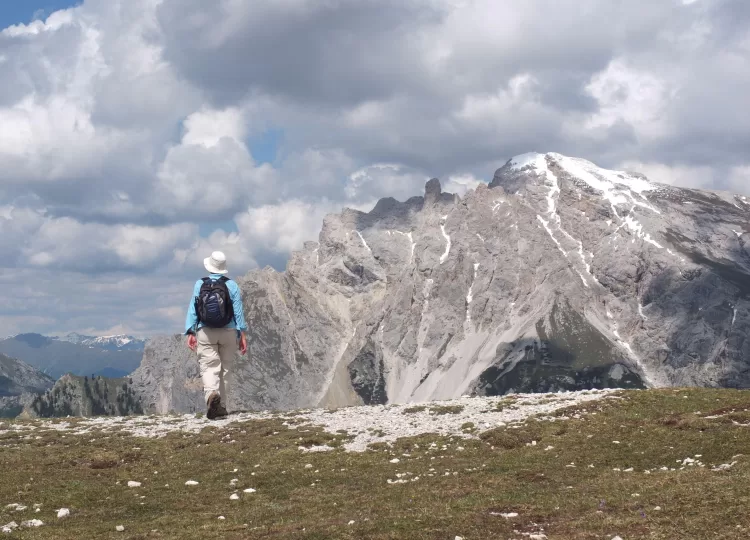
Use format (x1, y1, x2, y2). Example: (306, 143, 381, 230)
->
(402, 406, 427, 415)
(494, 396, 520, 411)
(427, 405, 464, 415)
(1, 389, 750, 539)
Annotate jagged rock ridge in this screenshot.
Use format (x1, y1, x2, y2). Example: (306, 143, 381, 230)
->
(135, 152, 750, 413)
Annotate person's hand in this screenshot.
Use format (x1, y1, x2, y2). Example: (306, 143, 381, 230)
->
(239, 333, 248, 355)
(187, 334, 197, 351)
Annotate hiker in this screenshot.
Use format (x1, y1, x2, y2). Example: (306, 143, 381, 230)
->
(185, 251, 248, 420)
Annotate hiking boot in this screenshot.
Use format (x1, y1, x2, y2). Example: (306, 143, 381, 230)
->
(206, 391, 221, 420)
(215, 402, 229, 419)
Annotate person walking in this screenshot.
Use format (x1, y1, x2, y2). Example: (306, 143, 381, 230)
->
(185, 251, 248, 420)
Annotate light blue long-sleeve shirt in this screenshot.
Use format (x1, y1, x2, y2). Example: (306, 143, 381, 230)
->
(185, 274, 248, 335)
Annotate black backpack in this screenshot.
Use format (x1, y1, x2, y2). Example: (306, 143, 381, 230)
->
(195, 276, 235, 328)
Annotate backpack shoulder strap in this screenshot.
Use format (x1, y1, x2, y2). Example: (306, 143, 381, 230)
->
(218, 276, 236, 325)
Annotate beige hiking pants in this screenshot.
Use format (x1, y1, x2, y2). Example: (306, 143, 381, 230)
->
(196, 327, 238, 408)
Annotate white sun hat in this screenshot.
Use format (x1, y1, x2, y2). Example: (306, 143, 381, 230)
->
(204, 251, 228, 275)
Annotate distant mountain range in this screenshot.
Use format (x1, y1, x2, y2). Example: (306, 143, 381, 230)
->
(0, 333, 145, 379)
(55, 333, 147, 351)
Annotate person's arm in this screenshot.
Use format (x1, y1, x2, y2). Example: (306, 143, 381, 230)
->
(229, 281, 247, 333)
(185, 281, 200, 350)
(185, 280, 201, 335)
(229, 280, 248, 354)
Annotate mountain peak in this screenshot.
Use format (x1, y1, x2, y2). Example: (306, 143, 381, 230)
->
(489, 152, 664, 222)
(424, 177, 442, 205)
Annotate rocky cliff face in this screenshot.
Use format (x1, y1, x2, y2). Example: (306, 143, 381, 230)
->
(0, 353, 54, 397)
(131, 336, 204, 414)
(135, 152, 750, 413)
(0, 353, 55, 418)
(24, 374, 143, 418)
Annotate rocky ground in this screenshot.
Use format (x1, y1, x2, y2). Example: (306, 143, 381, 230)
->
(2, 388, 750, 539)
(1, 389, 610, 452)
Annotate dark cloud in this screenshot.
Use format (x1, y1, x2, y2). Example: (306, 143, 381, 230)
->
(156, 0, 441, 107)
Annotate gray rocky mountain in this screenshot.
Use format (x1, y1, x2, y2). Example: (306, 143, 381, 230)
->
(134, 152, 750, 414)
(131, 336, 204, 414)
(0, 334, 143, 379)
(0, 353, 55, 417)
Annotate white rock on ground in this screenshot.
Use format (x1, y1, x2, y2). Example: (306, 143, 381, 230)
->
(1, 522, 18, 533)
(116, 525, 125, 532)
(185, 480, 199, 486)
(230, 494, 240, 500)
(56, 508, 70, 518)
(20, 520, 43, 528)
(243, 488, 256, 494)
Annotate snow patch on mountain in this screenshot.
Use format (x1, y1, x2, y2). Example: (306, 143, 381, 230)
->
(354, 230, 371, 253)
(622, 216, 664, 248)
(537, 216, 568, 258)
(439, 216, 451, 264)
(511, 152, 560, 218)
(393, 230, 416, 263)
(465, 263, 480, 329)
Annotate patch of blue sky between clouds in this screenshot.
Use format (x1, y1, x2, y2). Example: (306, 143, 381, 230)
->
(0, 1, 81, 30)
(248, 128, 283, 166)
(198, 220, 239, 237)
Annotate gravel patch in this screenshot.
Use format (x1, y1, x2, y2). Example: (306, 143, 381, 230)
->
(303, 390, 614, 451)
(0, 390, 615, 452)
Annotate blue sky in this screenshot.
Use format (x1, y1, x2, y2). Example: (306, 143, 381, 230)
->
(0, 0, 79, 28)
